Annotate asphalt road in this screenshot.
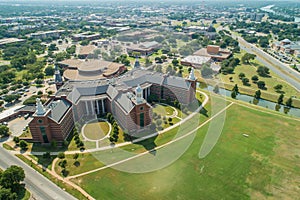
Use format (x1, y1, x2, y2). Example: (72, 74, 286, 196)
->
(0, 145, 77, 200)
(237, 36, 300, 92)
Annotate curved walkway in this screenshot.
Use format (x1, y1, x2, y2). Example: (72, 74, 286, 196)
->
(67, 102, 233, 180)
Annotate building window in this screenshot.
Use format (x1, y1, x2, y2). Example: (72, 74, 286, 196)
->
(140, 113, 144, 127)
(39, 126, 49, 143)
(140, 106, 144, 111)
(38, 119, 43, 124)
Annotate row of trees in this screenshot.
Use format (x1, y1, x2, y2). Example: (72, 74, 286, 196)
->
(106, 113, 120, 143)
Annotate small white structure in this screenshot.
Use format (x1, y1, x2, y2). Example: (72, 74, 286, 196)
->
(36, 98, 46, 115)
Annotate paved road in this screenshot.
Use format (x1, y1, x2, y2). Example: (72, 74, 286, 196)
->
(237, 36, 300, 92)
(0, 145, 77, 200)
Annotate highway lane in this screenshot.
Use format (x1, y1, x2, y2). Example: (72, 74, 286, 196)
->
(0, 145, 77, 200)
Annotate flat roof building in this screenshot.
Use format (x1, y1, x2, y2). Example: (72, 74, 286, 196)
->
(193, 45, 232, 61)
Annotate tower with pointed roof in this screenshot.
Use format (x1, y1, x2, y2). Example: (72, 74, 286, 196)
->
(36, 98, 46, 115)
(133, 56, 140, 69)
(135, 84, 143, 104)
(54, 65, 63, 90)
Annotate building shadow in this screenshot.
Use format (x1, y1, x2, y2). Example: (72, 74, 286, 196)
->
(133, 134, 158, 155)
(199, 107, 209, 117)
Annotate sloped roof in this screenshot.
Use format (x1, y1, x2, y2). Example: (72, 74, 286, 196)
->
(163, 76, 190, 89)
(115, 93, 134, 113)
(48, 99, 71, 123)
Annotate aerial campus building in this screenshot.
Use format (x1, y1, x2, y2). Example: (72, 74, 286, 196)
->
(29, 61, 197, 144)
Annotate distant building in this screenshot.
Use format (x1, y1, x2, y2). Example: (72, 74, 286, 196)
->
(27, 30, 65, 39)
(193, 45, 232, 62)
(72, 32, 100, 42)
(59, 59, 126, 81)
(272, 39, 300, 57)
(181, 55, 211, 68)
(78, 45, 97, 59)
(0, 38, 25, 47)
(127, 41, 161, 56)
(29, 68, 197, 144)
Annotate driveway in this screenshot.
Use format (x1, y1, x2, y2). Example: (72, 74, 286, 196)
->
(8, 117, 33, 137)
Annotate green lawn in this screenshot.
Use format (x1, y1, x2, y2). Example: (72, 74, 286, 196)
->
(83, 121, 110, 140)
(71, 103, 300, 200)
(216, 51, 300, 107)
(152, 104, 175, 116)
(54, 153, 105, 177)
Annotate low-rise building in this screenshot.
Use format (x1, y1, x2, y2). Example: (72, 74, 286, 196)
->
(27, 30, 65, 39)
(72, 32, 101, 42)
(127, 41, 161, 56)
(193, 45, 232, 62)
(59, 59, 126, 81)
(272, 39, 300, 57)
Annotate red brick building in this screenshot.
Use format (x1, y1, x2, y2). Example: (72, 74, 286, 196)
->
(29, 68, 197, 143)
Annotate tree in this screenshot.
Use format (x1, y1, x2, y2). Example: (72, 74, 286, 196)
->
(241, 53, 256, 64)
(172, 59, 179, 66)
(213, 85, 220, 93)
(231, 91, 237, 99)
(0, 100, 4, 107)
(238, 72, 245, 79)
(254, 90, 261, 99)
(0, 125, 9, 137)
(201, 65, 214, 78)
(48, 44, 58, 51)
(274, 84, 283, 91)
(251, 75, 259, 82)
(257, 66, 270, 77)
(285, 97, 293, 107)
(3, 94, 20, 103)
(0, 188, 18, 200)
(58, 159, 67, 169)
(257, 81, 266, 89)
(277, 94, 284, 105)
(232, 84, 239, 93)
(13, 136, 19, 145)
(0, 165, 25, 192)
(242, 77, 250, 85)
(19, 140, 28, 150)
(57, 152, 65, 159)
(73, 153, 79, 160)
(44, 66, 55, 76)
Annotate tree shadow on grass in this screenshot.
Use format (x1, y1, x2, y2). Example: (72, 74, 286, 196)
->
(133, 134, 158, 156)
(35, 155, 56, 169)
(199, 107, 209, 117)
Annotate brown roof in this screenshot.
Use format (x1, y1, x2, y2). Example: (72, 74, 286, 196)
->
(79, 45, 96, 55)
(62, 59, 125, 81)
(193, 47, 231, 60)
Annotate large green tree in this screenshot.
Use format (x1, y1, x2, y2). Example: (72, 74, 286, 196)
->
(0, 165, 25, 192)
(0, 125, 9, 137)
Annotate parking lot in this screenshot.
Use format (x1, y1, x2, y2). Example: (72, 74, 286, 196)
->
(8, 116, 33, 137)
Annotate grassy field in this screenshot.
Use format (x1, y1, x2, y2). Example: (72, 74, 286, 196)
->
(71, 103, 300, 200)
(152, 104, 175, 116)
(83, 121, 110, 140)
(216, 51, 300, 107)
(54, 153, 105, 177)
